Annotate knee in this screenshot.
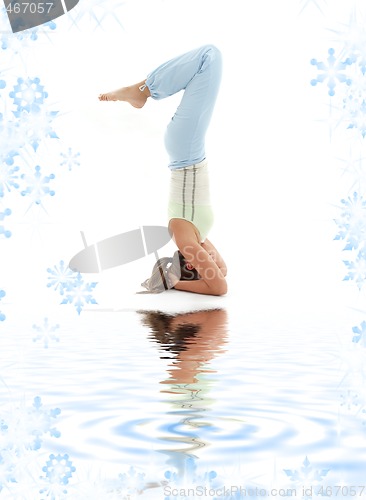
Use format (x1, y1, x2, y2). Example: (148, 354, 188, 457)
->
(202, 44, 222, 73)
(204, 44, 221, 61)
(203, 44, 221, 55)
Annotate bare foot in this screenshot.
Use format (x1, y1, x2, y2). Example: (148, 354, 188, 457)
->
(98, 82, 150, 108)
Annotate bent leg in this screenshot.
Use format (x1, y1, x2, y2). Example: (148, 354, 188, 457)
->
(146, 45, 223, 168)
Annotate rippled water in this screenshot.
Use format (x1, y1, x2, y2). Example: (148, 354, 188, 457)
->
(1, 303, 365, 498)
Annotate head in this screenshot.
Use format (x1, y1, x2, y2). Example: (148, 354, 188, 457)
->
(140, 251, 200, 293)
(138, 310, 200, 354)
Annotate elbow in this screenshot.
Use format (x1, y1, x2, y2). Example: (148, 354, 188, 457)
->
(209, 278, 227, 296)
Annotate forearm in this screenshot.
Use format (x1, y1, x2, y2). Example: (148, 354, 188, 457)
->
(219, 264, 227, 277)
(173, 278, 227, 296)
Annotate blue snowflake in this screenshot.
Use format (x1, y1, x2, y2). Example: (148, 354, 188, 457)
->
(20, 165, 55, 207)
(115, 466, 147, 496)
(40, 453, 76, 498)
(353, 52, 366, 78)
(67, 0, 126, 29)
(337, 72, 366, 138)
(16, 107, 59, 151)
(47, 261, 98, 314)
(310, 48, 354, 96)
(61, 273, 98, 315)
(330, 11, 366, 76)
(0, 451, 17, 492)
(0, 208, 11, 239)
(60, 148, 80, 171)
(9, 77, 48, 114)
(352, 320, 366, 347)
(1, 150, 20, 169)
(27, 396, 61, 449)
(0, 396, 61, 455)
(0, 163, 20, 198)
(0, 27, 35, 52)
(33, 318, 60, 348)
(343, 250, 366, 289)
(334, 192, 366, 251)
(284, 457, 330, 499)
(345, 98, 366, 138)
(0, 289, 6, 321)
(46, 260, 79, 295)
(340, 390, 360, 412)
(0, 114, 25, 167)
(164, 458, 219, 500)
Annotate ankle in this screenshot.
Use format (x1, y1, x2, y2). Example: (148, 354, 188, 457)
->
(137, 81, 150, 97)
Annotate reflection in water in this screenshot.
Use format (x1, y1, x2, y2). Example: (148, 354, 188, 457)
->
(138, 308, 228, 473)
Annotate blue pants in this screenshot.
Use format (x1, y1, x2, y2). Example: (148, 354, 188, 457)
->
(145, 45, 222, 170)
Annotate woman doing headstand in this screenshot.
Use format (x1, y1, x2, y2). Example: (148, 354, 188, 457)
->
(99, 45, 227, 296)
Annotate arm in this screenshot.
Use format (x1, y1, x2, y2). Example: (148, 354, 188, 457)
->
(201, 238, 227, 277)
(169, 222, 227, 296)
(173, 275, 225, 295)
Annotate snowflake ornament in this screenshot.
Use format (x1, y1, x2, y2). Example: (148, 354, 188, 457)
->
(340, 389, 360, 411)
(1, 28, 35, 53)
(26, 396, 61, 450)
(352, 320, 366, 347)
(0, 451, 17, 492)
(0, 163, 20, 198)
(0, 396, 61, 455)
(345, 98, 366, 138)
(0, 208, 11, 239)
(61, 273, 98, 315)
(331, 10, 366, 76)
(40, 453, 76, 498)
(164, 457, 219, 500)
(310, 48, 354, 96)
(116, 466, 147, 497)
(0, 115, 25, 168)
(60, 148, 80, 171)
(9, 77, 48, 114)
(334, 192, 366, 251)
(47, 261, 98, 314)
(284, 456, 330, 499)
(343, 249, 366, 289)
(16, 107, 59, 151)
(47, 260, 79, 295)
(20, 165, 55, 207)
(336, 71, 366, 138)
(33, 318, 60, 348)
